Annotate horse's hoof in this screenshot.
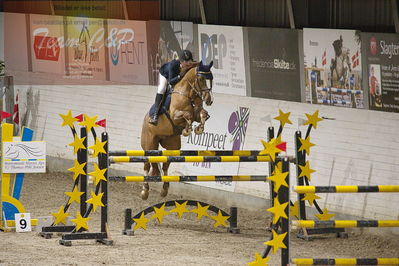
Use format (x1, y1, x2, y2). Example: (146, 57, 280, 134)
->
(160, 183, 169, 197)
(182, 128, 191, 136)
(194, 125, 204, 135)
(141, 189, 149, 200)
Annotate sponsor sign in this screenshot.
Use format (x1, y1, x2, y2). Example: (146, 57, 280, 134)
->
(2, 141, 46, 173)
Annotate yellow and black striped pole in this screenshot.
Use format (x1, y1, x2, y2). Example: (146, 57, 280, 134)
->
(292, 220, 399, 228)
(109, 155, 272, 164)
(291, 258, 399, 265)
(109, 175, 269, 182)
(109, 150, 262, 156)
(295, 185, 399, 193)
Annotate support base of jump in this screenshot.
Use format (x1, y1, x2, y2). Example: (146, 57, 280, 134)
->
(59, 232, 113, 246)
(297, 227, 348, 241)
(39, 225, 78, 239)
(123, 200, 240, 235)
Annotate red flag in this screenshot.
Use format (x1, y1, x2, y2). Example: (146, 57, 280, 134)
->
(75, 114, 84, 122)
(322, 50, 327, 66)
(352, 51, 359, 69)
(13, 93, 19, 124)
(1, 111, 12, 120)
(276, 142, 287, 152)
(96, 119, 106, 128)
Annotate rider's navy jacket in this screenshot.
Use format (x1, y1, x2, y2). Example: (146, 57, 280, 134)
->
(159, 59, 181, 85)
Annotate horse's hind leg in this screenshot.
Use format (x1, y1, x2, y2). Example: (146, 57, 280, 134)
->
(141, 162, 151, 200)
(159, 135, 181, 198)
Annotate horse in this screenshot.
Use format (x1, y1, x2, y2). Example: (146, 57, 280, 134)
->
(140, 61, 214, 200)
(330, 35, 352, 88)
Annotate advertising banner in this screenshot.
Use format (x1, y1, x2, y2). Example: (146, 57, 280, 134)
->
(30, 14, 65, 75)
(4, 12, 29, 72)
(247, 27, 301, 101)
(362, 33, 399, 112)
(107, 19, 149, 84)
(65, 16, 106, 80)
(2, 141, 46, 173)
(198, 25, 247, 96)
(147, 20, 195, 85)
(303, 28, 363, 108)
(180, 104, 250, 192)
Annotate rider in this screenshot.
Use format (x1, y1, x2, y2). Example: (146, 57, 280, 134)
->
(149, 49, 194, 125)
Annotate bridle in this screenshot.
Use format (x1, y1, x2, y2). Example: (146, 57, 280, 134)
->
(172, 70, 212, 104)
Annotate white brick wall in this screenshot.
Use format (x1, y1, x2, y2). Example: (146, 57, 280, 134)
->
(14, 72, 399, 220)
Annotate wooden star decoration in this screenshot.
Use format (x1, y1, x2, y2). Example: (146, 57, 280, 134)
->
(298, 136, 315, 156)
(299, 160, 316, 181)
(68, 135, 86, 154)
(210, 210, 230, 228)
(170, 201, 189, 218)
(267, 197, 289, 224)
(65, 185, 84, 205)
(267, 167, 289, 193)
(70, 212, 91, 231)
(88, 163, 107, 185)
(274, 109, 292, 128)
(259, 138, 282, 161)
(191, 202, 210, 220)
(59, 110, 78, 128)
(315, 208, 336, 221)
(68, 159, 86, 181)
(302, 193, 321, 206)
(86, 191, 104, 212)
(264, 229, 287, 254)
(247, 253, 270, 266)
(89, 137, 107, 158)
(79, 114, 98, 132)
(304, 110, 323, 129)
(51, 206, 70, 225)
(133, 212, 150, 230)
(290, 201, 299, 219)
(151, 203, 169, 224)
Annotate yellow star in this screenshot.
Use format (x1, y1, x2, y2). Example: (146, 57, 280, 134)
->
(274, 109, 292, 128)
(89, 137, 107, 158)
(190, 202, 210, 220)
(86, 191, 105, 212)
(133, 212, 150, 230)
(299, 160, 316, 181)
(259, 138, 282, 161)
(68, 135, 86, 154)
(315, 208, 336, 221)
(68, 159, 86, 181)
(88, 163, 107, 185)
(59, 110, 78, 128)
(264, 229, 287, 254)
(302, 193, 321, 206)
(298, 136, 315, 156)
(70, 212, 91, 231)
(267, 167, 289, 193)
(151, 203, 169, 224)
(304, 110, 323, 129)
(210, 210, 230, 228)
(79, 114, 98, 132)
(267, 197, 288, 224)
(51, 206, 70, 225)
(170, 201, 189, 218)
(65, 185, 84, 205)
(290, 201, 299, 219)
(247, 253, 270, 266)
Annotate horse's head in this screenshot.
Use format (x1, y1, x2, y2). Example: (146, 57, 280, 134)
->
(194, 60, 214, 106)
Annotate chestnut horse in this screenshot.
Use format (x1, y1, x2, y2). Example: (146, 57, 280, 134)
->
(140, 61, 214, 200)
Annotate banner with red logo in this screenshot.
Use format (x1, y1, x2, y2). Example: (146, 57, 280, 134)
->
(107, 19, 149, 84)
(303, 28, 364, 108)
(4, 13, 29, 72)
(30, 14, 65, 75)
(361, 33, 399, 112)
(65, 16, 106, 80)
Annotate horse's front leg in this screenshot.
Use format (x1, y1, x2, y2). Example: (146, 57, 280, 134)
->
(173, 110, 193, 136)
(141, 162, 151, 200)
(194, 108, 209, 135)
(160, 162, 170, 197)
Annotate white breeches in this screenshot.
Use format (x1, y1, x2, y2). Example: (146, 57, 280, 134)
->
(157, 74, 168, 94)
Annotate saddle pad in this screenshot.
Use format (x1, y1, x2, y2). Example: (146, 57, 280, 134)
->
(149, 93, 171, 117)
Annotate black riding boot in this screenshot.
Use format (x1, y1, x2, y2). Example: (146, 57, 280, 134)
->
(149, 93, 164, 125)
